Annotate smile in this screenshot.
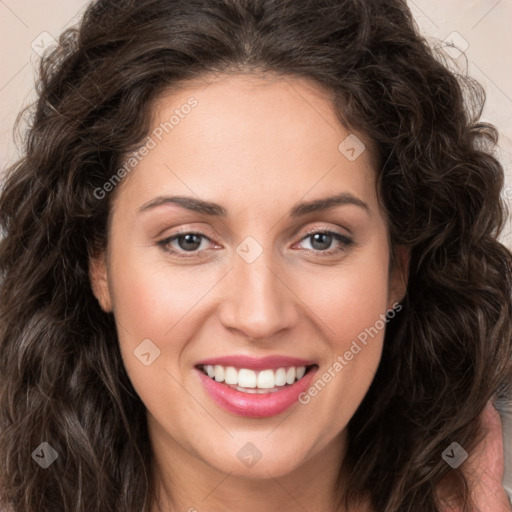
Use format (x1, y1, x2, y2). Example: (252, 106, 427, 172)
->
(194, 357, 319, 418)
(199, 364, 311, 393)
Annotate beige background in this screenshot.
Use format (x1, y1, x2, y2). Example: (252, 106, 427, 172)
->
(1, 0, 511, 247)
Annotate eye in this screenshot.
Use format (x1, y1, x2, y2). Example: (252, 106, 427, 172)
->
(157, 231, 218, 257)
(295, 230, 353, 256)
(157, 228, 354, 259)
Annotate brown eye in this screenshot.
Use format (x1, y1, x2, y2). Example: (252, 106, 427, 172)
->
(174, 233, 204, 251)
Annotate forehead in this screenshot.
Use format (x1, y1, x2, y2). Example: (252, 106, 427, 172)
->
(114, 73, 379, 217)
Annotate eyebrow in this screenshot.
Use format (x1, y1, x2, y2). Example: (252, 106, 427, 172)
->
(138, 195, 227, 216)
(138, 192, 370, 217)
(289, 192, 370, 217)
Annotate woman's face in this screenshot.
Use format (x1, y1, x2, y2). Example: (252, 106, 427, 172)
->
(91, 74, 408, 482)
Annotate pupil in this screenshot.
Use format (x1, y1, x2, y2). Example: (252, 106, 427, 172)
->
(311, 233, 331, 250)
(178, 234, 201, 251)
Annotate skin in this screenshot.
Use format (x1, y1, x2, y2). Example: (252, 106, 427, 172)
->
(470, 404, 511, 512)
(90, 72, 412, 512)
(439, 403, 511, 512)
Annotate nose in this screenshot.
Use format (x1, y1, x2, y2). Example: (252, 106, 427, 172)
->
(218, 246, 299, 341)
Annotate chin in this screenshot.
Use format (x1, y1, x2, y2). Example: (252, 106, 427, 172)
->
(202, 439, 311, 479)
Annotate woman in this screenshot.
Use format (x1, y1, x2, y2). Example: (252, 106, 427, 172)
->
(1, 0, 511, 511)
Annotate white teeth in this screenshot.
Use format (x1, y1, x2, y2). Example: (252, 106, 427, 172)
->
(224, 366, 238, 385)
(275, 368, 287, 386)
(214, 365, 225, 382)
(286, 367, 296, 385)
(201, 364, 309, 389)
(257, 369, 276, 389)
(238, 369, 257, 388)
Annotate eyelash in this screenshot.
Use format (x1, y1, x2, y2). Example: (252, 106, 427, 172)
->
(157, 228, 354, 259)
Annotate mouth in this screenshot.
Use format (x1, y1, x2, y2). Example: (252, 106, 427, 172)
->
(196, 363, 317, 394)
(194, 359, 319, 418)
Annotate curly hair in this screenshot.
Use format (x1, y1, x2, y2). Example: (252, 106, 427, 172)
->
(1, 0, 511, 511)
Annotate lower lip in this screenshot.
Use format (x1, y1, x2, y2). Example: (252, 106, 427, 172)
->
(195, 366, 318, 418)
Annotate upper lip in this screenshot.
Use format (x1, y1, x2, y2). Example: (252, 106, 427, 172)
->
(195, 355, 316, 371)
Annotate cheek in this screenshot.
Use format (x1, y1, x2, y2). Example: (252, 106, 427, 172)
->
(108, 243, 217, 345)
(298, 246, 390, 347)
(106, 240, 230, 402)
(293, 245, 390, 436)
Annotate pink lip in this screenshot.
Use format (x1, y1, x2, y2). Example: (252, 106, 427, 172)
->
(194, 355, 315, 371)
(195, 365, 318, 418)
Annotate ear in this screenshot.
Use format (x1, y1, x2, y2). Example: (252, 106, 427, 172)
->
(89, 251, 113, 313)
(388, 245, 410, 309)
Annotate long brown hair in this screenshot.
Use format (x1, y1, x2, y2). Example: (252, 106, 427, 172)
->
(1, 1, 511, 511)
